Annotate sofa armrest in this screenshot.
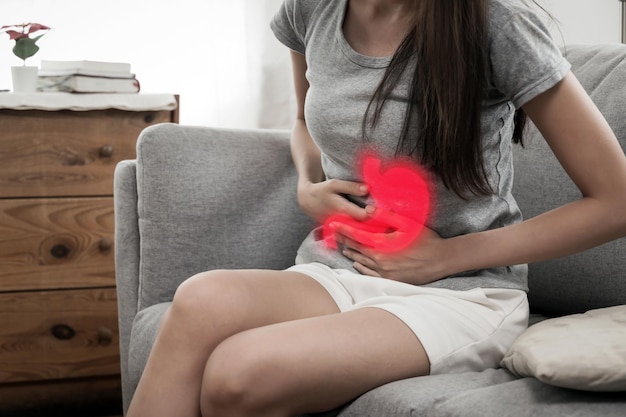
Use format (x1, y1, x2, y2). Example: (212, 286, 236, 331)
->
(113, 159, 141, 410)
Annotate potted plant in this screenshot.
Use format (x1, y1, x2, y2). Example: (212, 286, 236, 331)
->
(1, 22, 51, 92)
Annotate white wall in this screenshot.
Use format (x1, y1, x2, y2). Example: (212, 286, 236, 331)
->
(1, 0, 623, 127)
(1, 0, 288, 127)
(1, 0, 210, 123)
(541, 0, 621, 45)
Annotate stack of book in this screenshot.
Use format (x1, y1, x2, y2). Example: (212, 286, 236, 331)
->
(37, 60, 140, 93)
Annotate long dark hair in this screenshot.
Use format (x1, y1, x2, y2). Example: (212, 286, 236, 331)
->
(363, 0, 527, 199)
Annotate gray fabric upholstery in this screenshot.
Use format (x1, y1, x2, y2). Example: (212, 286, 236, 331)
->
(427, 378, 626, 417)
(135, 125, 314, 311)
(114, 44, 626, 416)
(127, 302, 169, 397)
(113, 160, 141, 400)
(339, 369, 518, 416)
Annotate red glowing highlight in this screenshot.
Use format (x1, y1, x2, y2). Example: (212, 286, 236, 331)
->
(323, 152, 431, 253)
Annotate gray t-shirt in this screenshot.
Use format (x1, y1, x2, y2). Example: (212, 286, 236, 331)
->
(271, 0, 571, 291)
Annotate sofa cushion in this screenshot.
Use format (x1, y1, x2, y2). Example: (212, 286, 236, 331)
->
(338, 369, 517, 416)
(512, 43, 626, 316)
(427, 377, 626, 417)
(501, 305, 626, 392)
(128, 302, 171, 395)
(135, 125, 315, 310)
(339, 370, 626, 416)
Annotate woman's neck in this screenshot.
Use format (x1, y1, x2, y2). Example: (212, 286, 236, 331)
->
(343, 0, 413, 57)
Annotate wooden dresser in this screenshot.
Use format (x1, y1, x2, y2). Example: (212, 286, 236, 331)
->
(0, 94, 179, 414)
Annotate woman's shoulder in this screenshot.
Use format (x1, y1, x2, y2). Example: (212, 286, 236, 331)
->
(486, 0, 559, 52)
(487, 0, 546, 25)
(272, 0, 344, 52)
(278, 0, 337, 19)
(488, 0, 535, 12)
(273, 0, 342, 33)
(485, 0, 569, 108)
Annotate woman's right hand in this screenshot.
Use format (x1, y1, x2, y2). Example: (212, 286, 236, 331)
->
(297, 179, 370, 224)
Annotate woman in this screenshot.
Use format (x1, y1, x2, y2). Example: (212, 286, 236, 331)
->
(127, 1, 626, 416)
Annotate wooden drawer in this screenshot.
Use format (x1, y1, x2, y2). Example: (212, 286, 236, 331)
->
(0, 197, 114, 292)
(0, 108, 171, 198)
(0, 376, 122, 414)
(0, 288, 119, 383)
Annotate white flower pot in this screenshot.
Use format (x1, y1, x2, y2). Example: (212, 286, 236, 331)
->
(11, 66, 38, 93)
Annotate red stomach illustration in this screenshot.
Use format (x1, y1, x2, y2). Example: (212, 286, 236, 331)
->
(323, 151, 431, 253)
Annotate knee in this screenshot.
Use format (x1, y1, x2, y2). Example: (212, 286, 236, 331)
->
(200, 335, 287, 416)
(167, 270, 245, 337)
(171, 269, 234, 317)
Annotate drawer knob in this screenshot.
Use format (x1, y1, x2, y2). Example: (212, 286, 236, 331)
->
(99, 145, 114, 158)
(144, 113, 154, 123)
(98, 327, 113, 346)
(51, 324, 76, 341)
(98, 238, 113, 252)
(50, 244, 70, 259)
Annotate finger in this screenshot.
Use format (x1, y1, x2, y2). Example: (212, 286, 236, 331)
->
(336, 203, 369, 222)
(332, 222, 384, 249)
(352, 262, 382, 278)
(335, 232, 363, 254)
(341, 246, 364, 263)
(328, 179, 369, 197)
(369, 206, 421, 231)
(342, 247, 382, 274)
(326, 195, 370, 222)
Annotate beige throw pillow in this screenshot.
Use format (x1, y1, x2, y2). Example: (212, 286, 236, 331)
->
(501, 305, 626, 392)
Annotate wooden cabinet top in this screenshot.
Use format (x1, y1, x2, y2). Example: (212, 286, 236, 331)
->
(0, 92, 178, 113)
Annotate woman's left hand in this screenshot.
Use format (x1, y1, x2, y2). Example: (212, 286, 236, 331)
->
(334, 220, 449, 285)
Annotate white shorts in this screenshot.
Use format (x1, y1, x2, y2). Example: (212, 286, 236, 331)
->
(287, 262, 529, 375)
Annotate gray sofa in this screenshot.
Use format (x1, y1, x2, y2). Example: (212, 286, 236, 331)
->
(114, 43, 626, 416)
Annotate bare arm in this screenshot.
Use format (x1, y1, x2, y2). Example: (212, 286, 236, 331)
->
(288, 50, 369, 223)
(290, 50, 324, 186)
(444, 72, 626, 276)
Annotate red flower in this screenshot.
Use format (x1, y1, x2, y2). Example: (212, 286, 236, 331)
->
(1, 23, 51, 39)
(1, 22, 51, 63)
(26, 23, 51, 33)
(4, 30, 27, 40)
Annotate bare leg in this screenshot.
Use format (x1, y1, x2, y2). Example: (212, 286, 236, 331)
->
(201, 307, 430, 417)
(126, 269, 340, 417)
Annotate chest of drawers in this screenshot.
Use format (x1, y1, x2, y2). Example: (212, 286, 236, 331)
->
(0, 96, 178, 413)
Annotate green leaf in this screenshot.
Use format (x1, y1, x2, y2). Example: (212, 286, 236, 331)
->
(13, 37, 40, 61)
